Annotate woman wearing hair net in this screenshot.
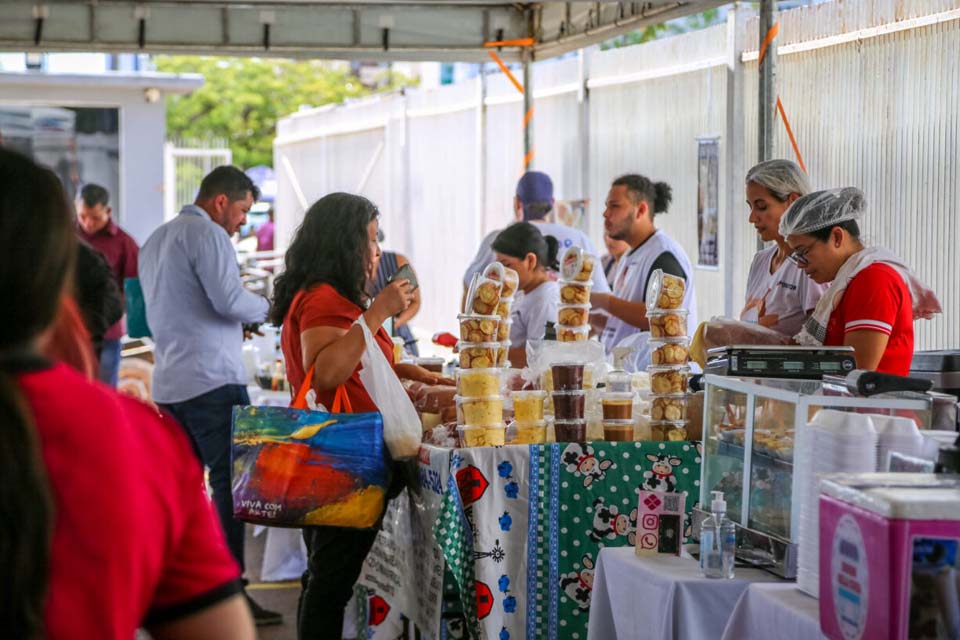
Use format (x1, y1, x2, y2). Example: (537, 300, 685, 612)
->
(780, 187, 941, 375)
(741, 160, 827, 336)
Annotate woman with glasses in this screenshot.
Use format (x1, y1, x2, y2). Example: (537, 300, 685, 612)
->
(740, 160, 827, 336)
(780, 187, 941, 375)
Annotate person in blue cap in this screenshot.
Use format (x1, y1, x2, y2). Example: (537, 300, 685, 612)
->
(462, 171, 610, 299)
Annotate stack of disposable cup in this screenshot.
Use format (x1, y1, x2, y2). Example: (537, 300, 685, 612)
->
(556, 247, 595, 344)
(456, 267, 508, 447)
(871, 413, 925, 470)
(795, 409, 878, 597)
(645, 270, 691, 442)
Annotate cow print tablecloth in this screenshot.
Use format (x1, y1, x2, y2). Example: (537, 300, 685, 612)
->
(359, 441, 702, 640)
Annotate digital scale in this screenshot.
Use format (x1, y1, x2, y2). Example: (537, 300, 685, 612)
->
(705, 345, 856, 379)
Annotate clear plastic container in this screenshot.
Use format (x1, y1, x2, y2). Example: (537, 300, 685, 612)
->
(552, 390, 586, 420)
(456, 395, 504, 426)
(392, 336, 406, 363)
(650, 394, 689, 422)
(484, 262, 520, 299)
(601, 391, 636, 420)
(458, 342, 500, 369)
(458, 314, 501, 343)
(458, 423, 506, 447)
(557, 303, 591, 327)
(650, 420, 689, 442)
(645, 269, 686, 311)
(506, 420, 547, 444)
(554, 419, 587, 442)
(648, 365, 690, 395)
(557, 324, 590, 343)
(512, 390, 547, 423)
(495, 299, 513, 319)
(456, 368, 501, 398)
(464, 272, 503, 315)
(648, 309, 689, 338)
(559, 246, 596, 283)
(496, 341, 511, 367)
(606, 371, 633, 393)
(603, 419, 635, 442)
(415, 357, 445, 373)
(497, 318, 513, 341)
(558, 280, 592, 305)
(552, 362, 585, 391)
(649, 338, 691, 366)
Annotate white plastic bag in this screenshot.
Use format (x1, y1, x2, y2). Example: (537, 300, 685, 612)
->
(355, 315, 421, 459)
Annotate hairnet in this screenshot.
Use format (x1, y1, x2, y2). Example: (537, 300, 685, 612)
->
(745, 159, 811, 200)
(779, 187, 866, 237)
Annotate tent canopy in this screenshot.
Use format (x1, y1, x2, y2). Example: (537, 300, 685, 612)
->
(1, 1, 724, 62)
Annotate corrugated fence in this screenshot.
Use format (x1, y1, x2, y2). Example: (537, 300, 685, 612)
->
(275, 0, 960, 350)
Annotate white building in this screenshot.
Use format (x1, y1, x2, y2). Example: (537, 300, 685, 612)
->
(0, 54, 201, 244)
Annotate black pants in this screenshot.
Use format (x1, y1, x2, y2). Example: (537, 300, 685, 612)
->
(297, 525, 380, 639)
(160, 384, 249, 572)
(297, 462, 410, 639)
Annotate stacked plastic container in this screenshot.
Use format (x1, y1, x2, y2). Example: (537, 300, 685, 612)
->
(455, 263, 520, 446)
(487, 263, 519, 367)
(556, 247, 595, 344)
(645, 270, 691, 441)
(551, 361, 588, 441)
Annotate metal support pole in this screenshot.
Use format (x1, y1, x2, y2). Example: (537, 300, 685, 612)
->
(757, 0, 777, 163)
(724, 5, 747, 316)
(522, 53, 533, 170)
(522, 6, 534, 170)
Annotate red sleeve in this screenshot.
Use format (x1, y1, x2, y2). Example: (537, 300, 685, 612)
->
(299, 284, 362, 331)
(839, 264, 905, 336)
(146, 413, 241, 624)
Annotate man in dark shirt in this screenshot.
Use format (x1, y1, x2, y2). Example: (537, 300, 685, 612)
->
(76, 183, 140, 386)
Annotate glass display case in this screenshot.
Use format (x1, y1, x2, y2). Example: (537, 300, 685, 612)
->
(698, 375, 931, 578)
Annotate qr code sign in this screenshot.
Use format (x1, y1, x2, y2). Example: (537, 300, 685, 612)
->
(663, 494, 680, 513)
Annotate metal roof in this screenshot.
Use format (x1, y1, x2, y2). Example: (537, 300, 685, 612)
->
(0, 1, 725, 62)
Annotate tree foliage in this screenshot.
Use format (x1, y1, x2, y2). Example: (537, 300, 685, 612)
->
(154, 56, 413, 168)
(600, 8, 724, 50)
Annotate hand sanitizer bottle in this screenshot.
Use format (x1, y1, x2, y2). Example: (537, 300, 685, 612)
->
(700, 491, 736, 579)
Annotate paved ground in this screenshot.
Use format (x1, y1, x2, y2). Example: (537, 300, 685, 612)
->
(244, 526, 301, 640)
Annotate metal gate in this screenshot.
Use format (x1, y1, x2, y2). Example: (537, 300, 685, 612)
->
(162, 140, 232, 220)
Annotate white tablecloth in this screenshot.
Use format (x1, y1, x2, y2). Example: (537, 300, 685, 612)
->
(587, 548, 782, 640)
(721, 583, 825, 640)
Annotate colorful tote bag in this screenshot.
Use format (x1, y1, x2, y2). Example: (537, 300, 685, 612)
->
(231, 365, 388, 528)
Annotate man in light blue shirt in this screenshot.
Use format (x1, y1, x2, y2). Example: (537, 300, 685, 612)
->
(140, 166, 279, 626)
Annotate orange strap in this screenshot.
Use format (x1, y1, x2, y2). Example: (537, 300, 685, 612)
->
(756, 21, 807, 173)
(484, 38, 535, 48)
(758, 22, 780, 66)
(291, 364, 353, 413)
(487, 49, 524, 95)
(777, 96, 807, 173)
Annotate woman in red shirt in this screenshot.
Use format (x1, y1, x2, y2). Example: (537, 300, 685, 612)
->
(270, 192, 446, 639)
(0, 149, 254, 639)
(781, 188, 941, 375)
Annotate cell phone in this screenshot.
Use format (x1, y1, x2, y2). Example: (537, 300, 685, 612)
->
(389, 263, 419, 292)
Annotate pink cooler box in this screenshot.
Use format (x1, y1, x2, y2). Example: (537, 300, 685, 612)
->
(818, 473, 960, 640)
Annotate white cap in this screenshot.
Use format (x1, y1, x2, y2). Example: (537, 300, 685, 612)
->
(711, 490, 727, 514)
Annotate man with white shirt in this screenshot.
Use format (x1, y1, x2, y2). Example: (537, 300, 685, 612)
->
(591, 174, 698, 355)
(462, 171, 611, 296)
(140, 166, 281, 626)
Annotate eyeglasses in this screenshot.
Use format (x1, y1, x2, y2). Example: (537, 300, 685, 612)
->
(788, 245, 812, 267)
